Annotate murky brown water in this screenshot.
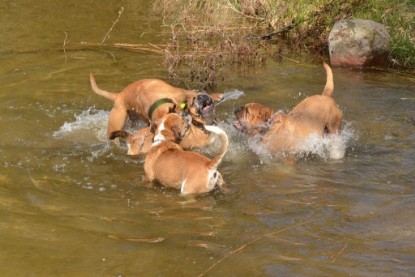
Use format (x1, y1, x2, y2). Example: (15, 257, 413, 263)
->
(1, 1, 414, 276)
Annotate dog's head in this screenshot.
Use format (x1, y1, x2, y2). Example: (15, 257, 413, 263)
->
(151, 112, 192, 143)
(232, 103, 275, 136)
(182, 93, 224, 125)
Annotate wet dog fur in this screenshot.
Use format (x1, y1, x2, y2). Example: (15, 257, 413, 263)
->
(90, 74, 224, 137)
(109, 121, 213, 155)
(233, 63, 343, 156)
(144, 113, 228, 194)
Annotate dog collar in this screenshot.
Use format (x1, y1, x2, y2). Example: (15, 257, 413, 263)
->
(148, 98, 175, 120)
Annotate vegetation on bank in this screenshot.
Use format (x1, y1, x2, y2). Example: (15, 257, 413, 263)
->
(154, 0, 414, 89)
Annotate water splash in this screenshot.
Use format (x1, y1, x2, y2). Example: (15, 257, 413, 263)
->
(221, 89, 244, 102)
(53, 107, 108, 141)
(245, 121, 357, 161)
(298, 133, 346, 160)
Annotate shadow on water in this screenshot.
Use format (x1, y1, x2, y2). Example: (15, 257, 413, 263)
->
(0, 0, 414, 276)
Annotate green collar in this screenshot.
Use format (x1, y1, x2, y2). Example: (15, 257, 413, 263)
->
(148, 98, 175, 120)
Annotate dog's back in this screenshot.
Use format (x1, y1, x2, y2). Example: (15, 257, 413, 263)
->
(289, 63, 341, 134)
(144, 114, 229, 194)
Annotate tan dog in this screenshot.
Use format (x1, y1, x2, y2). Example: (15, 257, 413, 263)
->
(109, 121, 212, 155)
(90, 74, 224, 137)
(144, 113, 228, 195)
(233, 63, 342, 156)
(233, 103, 275, 136)
(109, 127, 154, 155)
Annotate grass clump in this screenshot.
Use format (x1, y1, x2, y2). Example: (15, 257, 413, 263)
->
(353, 0, 415, 68)
(156, 0, 272, 90)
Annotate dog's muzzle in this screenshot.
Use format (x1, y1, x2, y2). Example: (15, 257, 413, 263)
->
(232, 106, 248, 133)
(195, 94, 214, 115)
(232, 118, 246, 133)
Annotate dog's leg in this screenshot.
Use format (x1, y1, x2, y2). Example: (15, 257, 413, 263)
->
(107, 105, 127, 137)
(326, 111, 343, 134)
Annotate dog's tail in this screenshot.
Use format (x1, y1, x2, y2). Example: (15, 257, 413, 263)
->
(90, 73, 118, 102)
(205, 126, 229, 169)
(322, 62, 334, 97)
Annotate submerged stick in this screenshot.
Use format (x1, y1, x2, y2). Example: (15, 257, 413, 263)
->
(199, 218, 314, 276)
(331, 243, 348, 263)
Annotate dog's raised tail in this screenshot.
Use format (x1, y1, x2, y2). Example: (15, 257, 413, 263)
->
(322, 62, 334, 97)
(89, 73, 118, 102)
(204, 125, 229, 169)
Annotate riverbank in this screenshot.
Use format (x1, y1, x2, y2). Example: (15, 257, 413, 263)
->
(155, 0, 414, 88)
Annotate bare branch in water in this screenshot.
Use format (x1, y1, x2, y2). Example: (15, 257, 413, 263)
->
(100, 7, 125, 46)
(80, 41, 165, 54)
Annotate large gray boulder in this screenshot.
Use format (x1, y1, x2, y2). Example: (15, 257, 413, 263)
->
(328, 19, 390, 67)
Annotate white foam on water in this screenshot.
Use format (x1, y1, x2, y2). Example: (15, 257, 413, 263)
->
(52, 107, 149, 164)
(221, 89, 244, 102)
(218, 121, 249, 156)
(298, 133, 346, 160)
(53, 107, 108, 142)
(244, 121, 357, 161)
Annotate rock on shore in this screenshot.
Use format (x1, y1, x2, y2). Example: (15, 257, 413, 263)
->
(328, 19, 390, 68)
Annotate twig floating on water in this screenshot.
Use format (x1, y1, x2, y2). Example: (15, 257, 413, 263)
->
(80, 41, 165, 54)
(100, 7, 125, 46)
(63, 31, 68, 63)
(198, 218, 314, 277)
(108, 234, 165, 243)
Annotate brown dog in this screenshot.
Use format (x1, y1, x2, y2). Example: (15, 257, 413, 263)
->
(144, 113, 228, 194)
(109, 127, 154, 155)
(109, 121, 212, 155)
(90, 74, 224, 137)
(233, 63, 342, 156)
(233, 103, 275, 136)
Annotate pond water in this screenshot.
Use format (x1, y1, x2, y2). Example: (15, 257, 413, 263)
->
(1, 1, 414, 276)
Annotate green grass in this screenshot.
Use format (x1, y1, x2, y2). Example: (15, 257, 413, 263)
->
(353, 0, 415, 67)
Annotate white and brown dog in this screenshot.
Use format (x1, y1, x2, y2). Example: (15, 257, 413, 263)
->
(144, 113, 228, 194)
(233, 63, 343, 157)
(109, 120, 212, 155)
(90, 74, 224, 137)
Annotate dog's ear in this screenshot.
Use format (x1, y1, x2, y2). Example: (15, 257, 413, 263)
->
(171, 126, 183, 142)
(263, 108, 275, 122)
(245, 106, 251, 115)
(150, 121, 158, 134)
(187, 96, 196, 106)
(168, 103, 177, 114)
(184, 97, 199, 117)
(210, 93, 224, 103)
(270, 111, 285, 125)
